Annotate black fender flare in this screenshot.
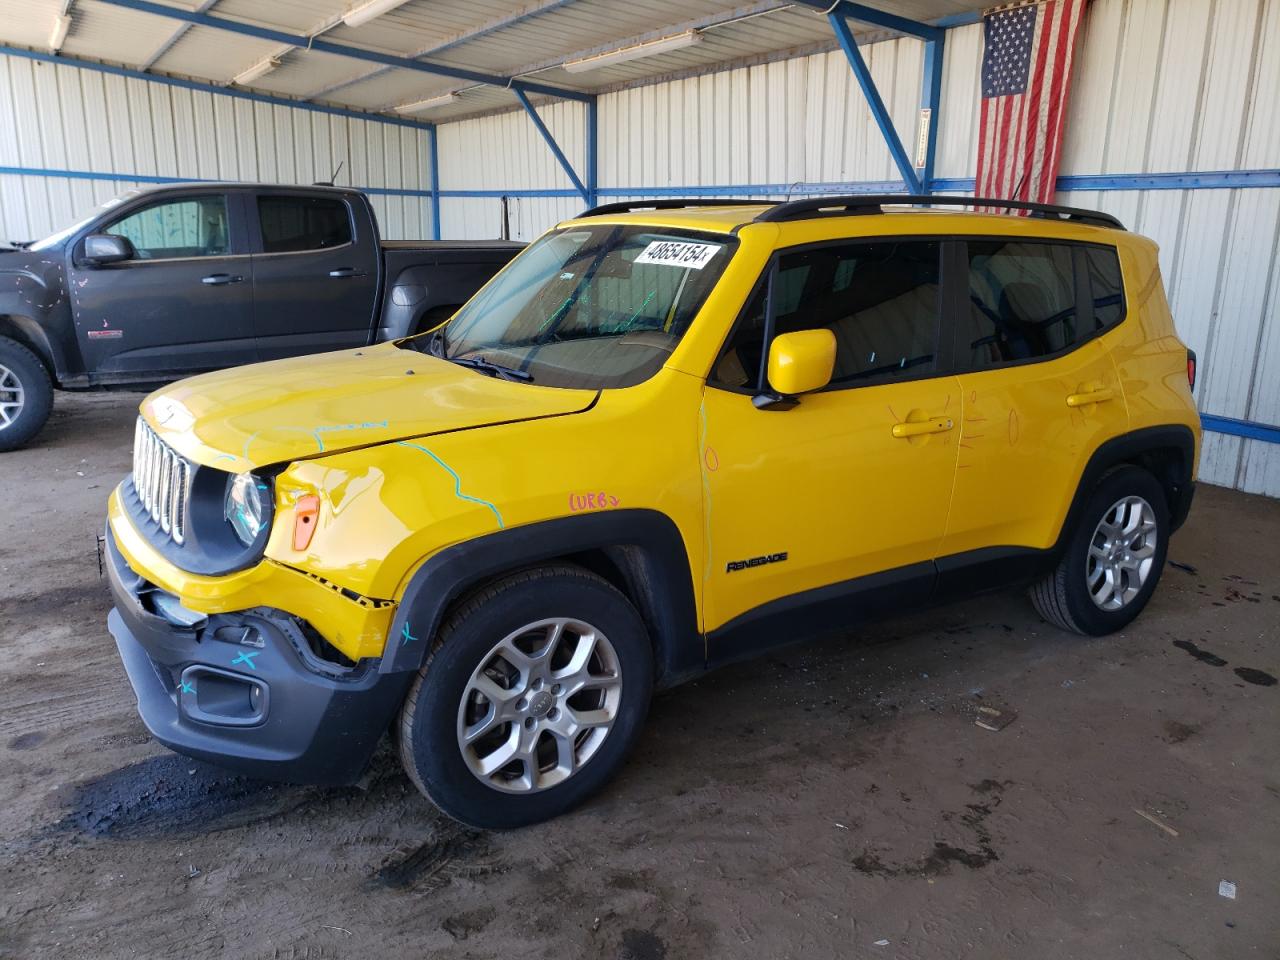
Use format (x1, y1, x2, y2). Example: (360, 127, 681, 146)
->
(1054, 424, 1197, 551)
(0, 309, 71, 380)
(382, 509, 704, 689)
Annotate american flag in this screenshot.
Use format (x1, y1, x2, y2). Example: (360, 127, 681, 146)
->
(975, 0, 1088, 206)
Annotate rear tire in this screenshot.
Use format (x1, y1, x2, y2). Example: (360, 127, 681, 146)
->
(1030, 465, 1169, 635)
(398, 565, 653, 829)
(0, 336, 53, 452)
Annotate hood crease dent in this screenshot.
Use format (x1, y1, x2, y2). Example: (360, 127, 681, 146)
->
(141, 344, 598, 470)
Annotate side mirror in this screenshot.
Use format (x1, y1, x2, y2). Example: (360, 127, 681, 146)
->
(760, 329, 836, 406)
(83, 234, 135, 265)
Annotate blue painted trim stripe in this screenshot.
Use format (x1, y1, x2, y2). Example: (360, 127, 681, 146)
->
(0, 165, 433, 198)
(440, 188, 585, 198)
(1057, 170, 1280, 191)
(432, 170, 1280, 201)
(1201, 415, 1280, 445)
(0, 44, 433, 130)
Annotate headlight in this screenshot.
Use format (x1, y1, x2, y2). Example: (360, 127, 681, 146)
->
(224, 473, 270, 546)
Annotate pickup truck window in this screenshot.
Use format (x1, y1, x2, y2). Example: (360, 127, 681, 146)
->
(258, 196, 352, 253)
(440, 225, 737, 390)
(28, 192, 136, 252)
(106, 195, 229, 260)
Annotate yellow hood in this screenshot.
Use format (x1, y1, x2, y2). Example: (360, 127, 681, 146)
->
(141, 343, 597, 469)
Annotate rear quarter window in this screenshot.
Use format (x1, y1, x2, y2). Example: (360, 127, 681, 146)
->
(1085, 245, 1126, 331)
(958, 240, 1126, 371)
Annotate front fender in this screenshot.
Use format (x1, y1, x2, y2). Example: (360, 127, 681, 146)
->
(381, 510, 703, 686)
(0, 256, 80, 379)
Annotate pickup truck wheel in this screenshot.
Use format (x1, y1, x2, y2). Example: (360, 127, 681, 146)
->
(397, 565, 653, 829)
(1030, 465, 1169, 635)
(0, 337, 53, 452)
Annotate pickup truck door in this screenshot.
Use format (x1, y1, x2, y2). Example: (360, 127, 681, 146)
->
(248, 192, 380, 359)
(67, 191, 256, 379)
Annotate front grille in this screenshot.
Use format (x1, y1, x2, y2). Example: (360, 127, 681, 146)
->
(132, 417, 192, 545)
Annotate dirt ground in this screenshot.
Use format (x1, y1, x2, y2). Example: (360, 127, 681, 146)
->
(0, 391, 1277, 960)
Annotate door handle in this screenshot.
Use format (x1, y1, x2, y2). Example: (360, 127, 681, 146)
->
(891, 416, 954, 439)
(328, 267, 366, 279)
(202, 273, 244, 285)
(1066, 386, 1115, 407)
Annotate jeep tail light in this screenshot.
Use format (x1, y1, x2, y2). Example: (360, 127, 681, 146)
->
(1186, 349, 1197, 392)
(293, 494, 320, 551)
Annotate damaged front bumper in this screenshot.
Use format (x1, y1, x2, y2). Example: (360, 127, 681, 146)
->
(104, 527, 412, 784)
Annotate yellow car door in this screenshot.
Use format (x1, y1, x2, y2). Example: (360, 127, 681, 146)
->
(699, 238, 961, 653)
(940, 240, 1131, 563)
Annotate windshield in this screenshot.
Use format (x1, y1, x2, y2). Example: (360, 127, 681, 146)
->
(28, 191, 139, 251)
(433, 224, 738, 389)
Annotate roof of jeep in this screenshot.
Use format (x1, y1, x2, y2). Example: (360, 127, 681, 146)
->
(559, 202, 1131, 245)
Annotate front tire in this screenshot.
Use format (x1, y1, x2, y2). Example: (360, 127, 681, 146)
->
(1030, 465, 1170, 635)
(0, 337, 53, 452)
(398, 566, 654, 829)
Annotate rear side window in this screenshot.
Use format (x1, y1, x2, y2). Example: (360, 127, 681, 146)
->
(257, 196, 352, 253)
(1085, 246, 1125, 331)
(713, 240, 942, 389)
(961, 240, 1079, 368)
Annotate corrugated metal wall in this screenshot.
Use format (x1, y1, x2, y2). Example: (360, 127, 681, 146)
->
(0, 52, 434, 243)
(0, 0, 1274, 493)
(435, 0, 1280, 496)
(437, 99, 586, 239)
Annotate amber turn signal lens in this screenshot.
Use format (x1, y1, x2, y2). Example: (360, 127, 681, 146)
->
(292, 494, 320, 551)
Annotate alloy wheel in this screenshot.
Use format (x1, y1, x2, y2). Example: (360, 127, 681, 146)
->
(1086, 495, 1158, 610)
(0, 363, 24, 430)
(456, 617, 623, 794)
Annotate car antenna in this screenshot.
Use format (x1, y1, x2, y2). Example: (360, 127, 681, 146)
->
(313, 160, 345, 187)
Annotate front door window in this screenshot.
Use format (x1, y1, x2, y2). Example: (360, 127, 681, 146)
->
(105, 196, 230, 260)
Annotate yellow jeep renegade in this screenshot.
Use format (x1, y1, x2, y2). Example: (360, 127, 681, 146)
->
(105, 195, 1201, 828)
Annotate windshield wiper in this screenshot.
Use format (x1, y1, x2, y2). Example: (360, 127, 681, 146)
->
(448, 355, 534, 382)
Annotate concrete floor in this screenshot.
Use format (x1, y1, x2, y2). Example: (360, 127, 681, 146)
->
(1, 391, 1277, 960)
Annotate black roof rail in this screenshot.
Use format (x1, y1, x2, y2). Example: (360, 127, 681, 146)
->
(577, 198, 760, 218)
(754, 194, 1126, 230)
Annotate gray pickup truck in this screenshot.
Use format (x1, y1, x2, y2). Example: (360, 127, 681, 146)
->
(0, 182, 523, 450)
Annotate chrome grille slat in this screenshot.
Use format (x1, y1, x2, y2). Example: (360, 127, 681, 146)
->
(131, 417, 191, 545)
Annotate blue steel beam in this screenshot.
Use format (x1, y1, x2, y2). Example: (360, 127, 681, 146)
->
(95, 0, 593, 103)
(428, 125, 442, 240)
(792, 0, 943, 41)
(918, 34, 944, 190)
(511, 87, 589, 202)
(585, 97, 599, 208)
(827, 11, 925, 195)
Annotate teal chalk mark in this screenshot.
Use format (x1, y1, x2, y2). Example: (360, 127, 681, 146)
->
(312, 419, 389, 452)
(211, 454, 237, 463)
(397, 441, 505, 529)
(178, 680, 195, 694)
(620, 290, 656, 330)
(241, 421, 389, 460)
(231, 651, 260, 670)
(401, 622, 418, 647)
